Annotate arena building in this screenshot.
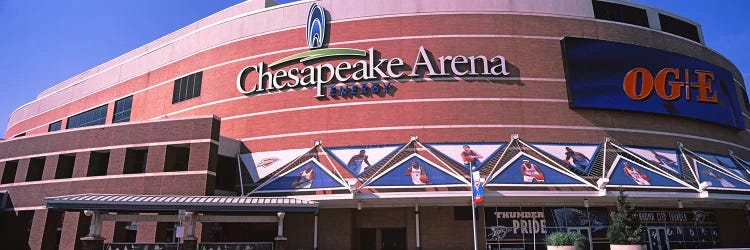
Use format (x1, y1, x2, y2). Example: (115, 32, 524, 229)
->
(2, 0, 750, 249)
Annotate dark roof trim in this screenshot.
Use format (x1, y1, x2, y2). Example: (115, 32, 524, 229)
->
(45, 194, 317, 213)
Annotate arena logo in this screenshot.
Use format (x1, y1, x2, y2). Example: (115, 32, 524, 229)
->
(236, 3, 510, 98)
(622, 68, 718, 103)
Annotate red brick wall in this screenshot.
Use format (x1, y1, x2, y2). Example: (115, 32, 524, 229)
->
(4, 14, 747, 160)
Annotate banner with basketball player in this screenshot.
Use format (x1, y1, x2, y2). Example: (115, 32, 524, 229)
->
(694, 160, 750, 190)
(367, 154, 468, 187)
(253, 158, 349, 193)
(327, 145, 401, 177)
(487, 155, 589, 185)
(607, 157, 685, 187)
(695, 152, 749, 179)
(239, 148, 311, 181)
(531, 143, 599, 173)
(427, 143, 506, 170)
(623, 146, 682, 176)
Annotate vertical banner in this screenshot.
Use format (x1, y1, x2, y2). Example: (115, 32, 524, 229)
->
(472, 170, 483, 204)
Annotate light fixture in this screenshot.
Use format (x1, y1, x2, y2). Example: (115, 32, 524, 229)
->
(314, 140, 322, 146)
(678, 201, 683, 209)
(410, 135, 419, 141)
(583, 199, 589, 208)
(357, 201, 362, 211)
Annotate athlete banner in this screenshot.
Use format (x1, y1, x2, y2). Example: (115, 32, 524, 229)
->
(471, 170, 483, 204)
(562, 37, 745, 129)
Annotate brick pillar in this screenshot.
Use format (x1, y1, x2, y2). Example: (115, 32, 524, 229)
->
(107, 148, 128, 175)
(72, 152, 92, 178)
(145, 145, 167, 173)
(101, 221, 116, 243)
(187, 142, 218, 172)
(28, 209, 60, 250)
(14, 158, 31, 183)
(59, 212, 82, 250)
(135, 213, 158, 243)
(41, 155, 59, 180)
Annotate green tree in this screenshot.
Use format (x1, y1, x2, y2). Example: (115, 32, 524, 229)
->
(607, 190, 643, 245)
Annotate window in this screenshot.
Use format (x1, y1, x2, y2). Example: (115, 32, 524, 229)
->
(593, 1, 649, 28)
(86, 151, 110, 177)
(164, 145, 190, 172)
(172, 71, 203, 103)
(55, 154, 76, 179)
(658, 14, 701, 43)
(48, 120, 62, 132)
(13, 133, 26, 138)
(1, 161, 18, 184)
(113, 96, 133, 123)
(67, 105, 108, 129)
(26, 157, 46, 182)
(123, 149, 148, 174)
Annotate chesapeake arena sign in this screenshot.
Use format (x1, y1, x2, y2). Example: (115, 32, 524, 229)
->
(236, 3, 510, 98)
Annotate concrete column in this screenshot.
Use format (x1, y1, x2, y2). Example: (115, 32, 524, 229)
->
(145, 145, 167, 173)
(314, 212, 319, 250)
(107, 148, 128, 175)
(14, 158, 31, 182)
(415, 204, 421, 250)
(275, 212, 288, 250)
(59, 212, 82, 250)
(72, 152, 91, 178)
(41, 155, 59, 180)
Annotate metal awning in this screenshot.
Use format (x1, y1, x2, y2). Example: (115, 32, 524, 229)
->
(46, 194, 318, 213)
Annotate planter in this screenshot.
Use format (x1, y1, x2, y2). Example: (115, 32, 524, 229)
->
(546, 246, 576, 250)
(610, 244, 645, 250)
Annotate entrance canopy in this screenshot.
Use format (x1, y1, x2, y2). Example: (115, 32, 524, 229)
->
(45, 194, 318, 213)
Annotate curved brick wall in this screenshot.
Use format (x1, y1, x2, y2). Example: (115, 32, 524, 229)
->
(4, 1, 749, 159)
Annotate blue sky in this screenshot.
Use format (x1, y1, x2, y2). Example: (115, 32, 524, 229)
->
(0, 0, 748, 138)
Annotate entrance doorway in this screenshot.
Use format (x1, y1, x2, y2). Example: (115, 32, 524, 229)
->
(359, 228, 406, 250)
(646, 227, 670, 250)
(567, 227, 592, 250)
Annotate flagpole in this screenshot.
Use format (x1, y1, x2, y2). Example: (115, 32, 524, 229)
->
(470, 161, 478, 250)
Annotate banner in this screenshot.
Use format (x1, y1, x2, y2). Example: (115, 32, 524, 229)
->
(428, 143, 505, 170)
(488, 155, 587, 185)
(368, 155, 466, 187)
(328, 145, 401, 177)
(239, 148, 311, 181)
(532, 143, 599, 173)
(562, 37, 745, 129)
(608, 158, 685, 187)
(484, 207, 609, 242)
(624, 146, 681, 175)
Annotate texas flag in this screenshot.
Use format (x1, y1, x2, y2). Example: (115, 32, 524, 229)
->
(471, 170, 484, 204)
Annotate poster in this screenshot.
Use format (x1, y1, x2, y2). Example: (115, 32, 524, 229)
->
(532, 143, 599, 173)
(428, 143, 505, 170)
(328, 145, 400, 177)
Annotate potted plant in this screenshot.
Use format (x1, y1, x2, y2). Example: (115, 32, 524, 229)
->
(545, 231, 588, 250)
(607, 190, 645, 250)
